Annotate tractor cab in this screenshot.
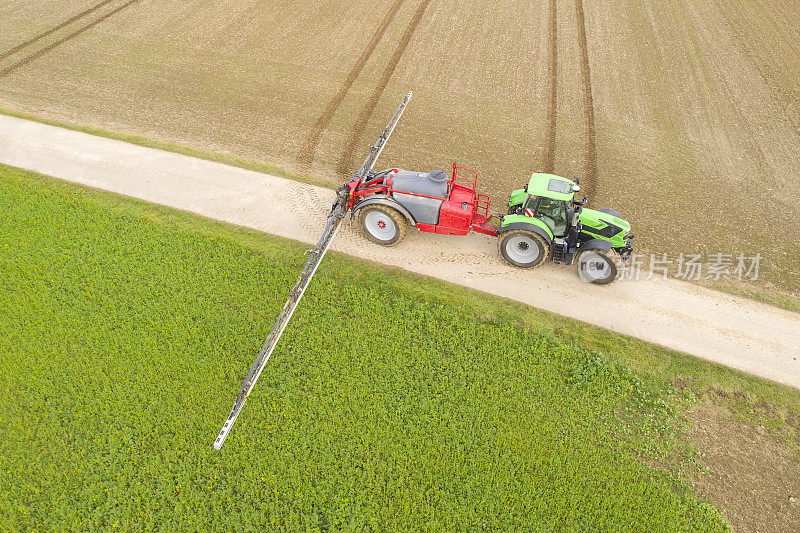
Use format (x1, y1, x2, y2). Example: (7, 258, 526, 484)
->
(524, 195, 570, 237)
(508, 173, 580, 236)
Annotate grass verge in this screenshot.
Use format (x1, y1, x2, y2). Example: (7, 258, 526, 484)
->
(0, 163, 743, 530)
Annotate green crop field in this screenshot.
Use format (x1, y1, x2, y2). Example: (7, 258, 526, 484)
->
(0, 164, 741, 530)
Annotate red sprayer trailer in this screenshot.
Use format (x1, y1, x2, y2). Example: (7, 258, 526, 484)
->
(344, 161, 497, 244)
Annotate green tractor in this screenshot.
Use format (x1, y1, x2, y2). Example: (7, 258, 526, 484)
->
(498, 172, 634, 284)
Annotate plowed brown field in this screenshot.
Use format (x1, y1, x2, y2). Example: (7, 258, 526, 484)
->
(0, 0, 797, 293)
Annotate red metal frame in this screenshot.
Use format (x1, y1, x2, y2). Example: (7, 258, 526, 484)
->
(349, 163, 497, 237)
(452, 162, 496, 236)
(451, 161, 477, 189)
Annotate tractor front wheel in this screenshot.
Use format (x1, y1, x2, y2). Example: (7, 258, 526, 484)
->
(358, 205, 408, 246)
(576, 249, 618, 285)
(498, 230, 550, 268)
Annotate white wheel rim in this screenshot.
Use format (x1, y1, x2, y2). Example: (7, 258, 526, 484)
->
(578, 251, 613, 283)
(505, 235, 540, 264)
(364, 211, 397, 241)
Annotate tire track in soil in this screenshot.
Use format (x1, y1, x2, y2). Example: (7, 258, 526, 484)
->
(0, 0, 140, 80)
(574, 0, 598, 199)
(0, 0, 117, 62)
(297, 0, 406, 168)
(542, 0, 558, 173)
(336, 0, 432, 176)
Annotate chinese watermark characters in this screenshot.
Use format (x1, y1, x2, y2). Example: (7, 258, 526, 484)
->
(616, 252, 761, 282)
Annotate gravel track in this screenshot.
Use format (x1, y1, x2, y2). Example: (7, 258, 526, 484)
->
(1, 114, 798, 389)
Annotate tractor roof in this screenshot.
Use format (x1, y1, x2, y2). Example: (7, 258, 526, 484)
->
(527, 173, 577, 201)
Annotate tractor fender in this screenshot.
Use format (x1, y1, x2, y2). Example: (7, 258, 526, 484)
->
(497, 221, 553, 244)
(353, 196, 417, 226)
(578, 238, 612, 253)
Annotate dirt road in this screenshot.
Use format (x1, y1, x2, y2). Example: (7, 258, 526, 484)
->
(1, 114, 799, 388)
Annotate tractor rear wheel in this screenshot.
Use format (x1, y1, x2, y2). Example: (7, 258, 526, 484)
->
(498, 230, 550, 268)
(358, 205, 407, 246)
(576, 248, 618, 285)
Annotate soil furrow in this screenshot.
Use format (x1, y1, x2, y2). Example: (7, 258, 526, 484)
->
(336, 0, 432, 176)
(542, 0, 558, 173)
(574, 0, 598, 199)
(0, 0, 117, 62)
(297, 0, 406, 168)
(0, 0, 140, 80)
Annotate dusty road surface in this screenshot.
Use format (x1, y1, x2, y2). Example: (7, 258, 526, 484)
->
(1, 114, 799, 388)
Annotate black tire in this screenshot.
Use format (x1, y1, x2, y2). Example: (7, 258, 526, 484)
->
(596, 208, 621, 218)
(358, 205, 408, 246)
(576, 248, 618, 285)
(498, 230, 550, 268)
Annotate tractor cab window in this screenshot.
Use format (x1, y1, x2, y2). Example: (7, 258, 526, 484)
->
(527, 196, 568, 236)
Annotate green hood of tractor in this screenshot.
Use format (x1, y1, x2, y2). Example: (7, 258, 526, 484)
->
(579, 208, 631, 247)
